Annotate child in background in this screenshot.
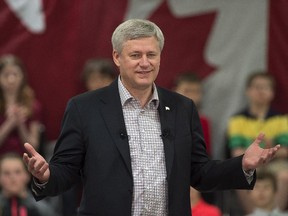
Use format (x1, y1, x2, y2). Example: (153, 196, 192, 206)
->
(227, 72, 288, 159)
(61, 58, 117, 216)
(174, 72, 216, 206)
(0, 153, 57, 216)
(173, 72, 212, 155)
(246, 169, 288, 216)
(227, 71, 288, 212)
(81, 58, 117, 91)
(190, 187, 222, 216)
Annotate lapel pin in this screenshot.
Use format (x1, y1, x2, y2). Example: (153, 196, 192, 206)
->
(165, 106, 170, 111)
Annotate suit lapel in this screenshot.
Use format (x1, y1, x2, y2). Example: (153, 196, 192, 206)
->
(98, 83, 176, 179)
(99, 81, 132, 177)
(157, 87, 176, 180)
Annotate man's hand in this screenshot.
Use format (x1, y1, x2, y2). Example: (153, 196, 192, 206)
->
(23, 143, 50, 183)
(242, 133, 280, 171)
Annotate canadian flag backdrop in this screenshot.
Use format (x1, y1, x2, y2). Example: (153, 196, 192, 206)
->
(0, 0, 287, 158)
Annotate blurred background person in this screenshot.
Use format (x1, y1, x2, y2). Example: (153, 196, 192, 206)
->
(0, 54, 43, 156)
(227, 71, 288, 213)
(61, 57, 117, 216)
(173, 72, 212, 156)
(173, 72, 217, 207)
(81, 58, 117, 91)
(246, 169, 288, 216)
(190, 187, 222, 216)
(0, 153, 57, 216)
(228, 71, 288, 158)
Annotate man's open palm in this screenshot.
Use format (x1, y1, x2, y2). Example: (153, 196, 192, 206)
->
(242, 133, 280, 171)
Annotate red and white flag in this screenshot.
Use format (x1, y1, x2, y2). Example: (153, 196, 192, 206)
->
(0, 0, 287, 158)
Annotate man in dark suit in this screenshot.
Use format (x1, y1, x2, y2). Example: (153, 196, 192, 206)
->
(23, 19, 280, 216)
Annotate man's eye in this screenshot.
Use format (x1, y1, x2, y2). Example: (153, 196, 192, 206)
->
(147, 53, 157, 58)
(131, 54, 140, 58)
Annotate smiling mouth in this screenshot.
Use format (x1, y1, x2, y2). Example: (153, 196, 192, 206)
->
(137, 70, 151, 74)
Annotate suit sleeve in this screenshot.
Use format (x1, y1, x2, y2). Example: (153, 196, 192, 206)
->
(32, 98, 85, 198)
(189, 102, 255, 191)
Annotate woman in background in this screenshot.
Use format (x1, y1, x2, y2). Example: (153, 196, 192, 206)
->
(0, 54, 42, 156)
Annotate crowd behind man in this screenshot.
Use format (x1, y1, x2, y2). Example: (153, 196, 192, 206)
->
(0, 19, 287, 216)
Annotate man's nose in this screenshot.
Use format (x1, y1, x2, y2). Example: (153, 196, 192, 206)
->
(139, 55, 150, 66)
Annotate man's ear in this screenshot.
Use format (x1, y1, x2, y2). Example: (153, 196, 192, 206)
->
(112, 50, 120, 67)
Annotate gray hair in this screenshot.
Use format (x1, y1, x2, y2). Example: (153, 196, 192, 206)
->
(111, 19, 165, 53)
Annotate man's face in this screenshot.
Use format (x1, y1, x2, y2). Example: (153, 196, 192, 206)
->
(113, 36, 161, 93)
(0, 158, 29, 197)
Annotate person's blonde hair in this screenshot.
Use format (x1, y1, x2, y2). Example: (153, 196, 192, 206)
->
(0, 54, 35, 116)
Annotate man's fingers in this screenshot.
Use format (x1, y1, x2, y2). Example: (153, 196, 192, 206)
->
(34, 160, 46, 171)
(22, 145, 50, 182)
(23, 142, 38, 157)
(23, 153, 30, 165)
(38, 163, 49, 176)
(254, 132, 265, 146)
(27, 157, 37, 172)
(260, 146, 280, 165)
(268, 145, 280, 160)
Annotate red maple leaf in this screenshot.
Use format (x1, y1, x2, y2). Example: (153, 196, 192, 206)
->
(149, 1, 217, 88)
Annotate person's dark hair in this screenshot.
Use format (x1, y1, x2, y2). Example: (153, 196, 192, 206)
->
(0, 54, 35, 115)
(81, 58, 117, 83)
(246, 71, 275, 89)
(174, 72, 201, 88)
(257, 169, 278, 192)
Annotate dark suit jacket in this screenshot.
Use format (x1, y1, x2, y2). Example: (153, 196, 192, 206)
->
(32, 80, 255, 216)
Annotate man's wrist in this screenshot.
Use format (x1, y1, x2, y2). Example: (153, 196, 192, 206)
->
(33, 177, 48, 188)
(243, 168, 255, 176)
